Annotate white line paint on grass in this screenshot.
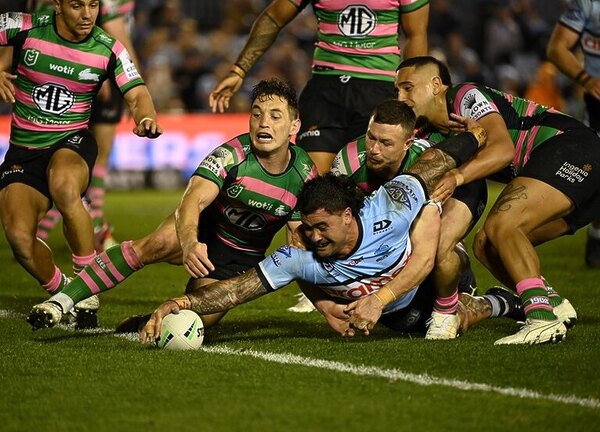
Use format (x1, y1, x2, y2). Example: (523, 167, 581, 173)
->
(3, 309, 599, 409)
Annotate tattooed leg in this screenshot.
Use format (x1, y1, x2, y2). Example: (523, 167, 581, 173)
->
(457, 293, 493, 334)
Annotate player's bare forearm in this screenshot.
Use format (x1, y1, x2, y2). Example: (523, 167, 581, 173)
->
(407, 148, 457, 194)
(186, 269, 269, 314)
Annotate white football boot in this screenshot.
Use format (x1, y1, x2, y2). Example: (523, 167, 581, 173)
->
(425, 311, 460, 340)
(553, 299, 577, 328)
(28, 302, 64, 329)
(494, 318, 567, 345)
(287, 293, 316, 313)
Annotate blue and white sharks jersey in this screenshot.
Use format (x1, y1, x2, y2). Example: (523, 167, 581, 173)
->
(257, 174, 428, 313)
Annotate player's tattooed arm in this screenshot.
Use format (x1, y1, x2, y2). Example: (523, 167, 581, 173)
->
(406, 148, 457, 194)
(183, 269, 268, 315)
(235, 1, 300, 73)
(140, 269, 268, 343)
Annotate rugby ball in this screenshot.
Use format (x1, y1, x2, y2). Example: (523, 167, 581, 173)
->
(157, 310, 205, 350)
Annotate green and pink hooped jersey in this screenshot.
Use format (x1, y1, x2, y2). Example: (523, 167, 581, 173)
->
(194, 133, 318, 256)
(291, 0, 429, 82)
(0, 12, 144, 148)
(447, 83, 568, 178)
(331, 134, 431, 193)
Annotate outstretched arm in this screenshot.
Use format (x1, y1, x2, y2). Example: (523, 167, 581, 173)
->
(209, 0, 300, 112)
(140, 268, 269, 343)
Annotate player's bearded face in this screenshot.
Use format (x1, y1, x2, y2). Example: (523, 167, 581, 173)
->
(250, 95, 299, 153)
(55, 0, 99, 41)
(365, 121, 411, 178)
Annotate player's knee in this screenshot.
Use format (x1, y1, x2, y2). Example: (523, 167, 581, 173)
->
(49, 182, 83, 213)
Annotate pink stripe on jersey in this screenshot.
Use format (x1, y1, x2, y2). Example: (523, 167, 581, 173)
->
(24, 38, 109, 70)
(17, 64, 98, 93)
(318, 22, 398, 37)
(0, 14, 32, 44)
(316, 41, 399, 56)
(313, 60, 395, 77)
(241, 177, 298, 207)
(119, 3, 135, 13)
(228, 137, 247, 161)
(453, 84, 477, 114)
(12, 115, 88, 132)
(14, 88, 34, 106)
(216, 233, 261, 253)
(523, 125, 541, 166)
(79, 270, 102, 294)
(346, 140, 363, 173)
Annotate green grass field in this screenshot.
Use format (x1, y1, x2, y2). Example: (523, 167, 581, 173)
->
(1, 185, 599, 431)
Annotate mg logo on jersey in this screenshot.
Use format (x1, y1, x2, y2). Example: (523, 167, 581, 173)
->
(33, 83, 74, 115)
(338, 6, 376, 37)
(24, 49, 39, 67)
(224, 207, 267, 231)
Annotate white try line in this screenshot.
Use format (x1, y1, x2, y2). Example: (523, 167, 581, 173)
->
(2, 309, 599, 410)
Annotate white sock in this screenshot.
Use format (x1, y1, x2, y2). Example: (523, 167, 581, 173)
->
(49, 293, 75, 314)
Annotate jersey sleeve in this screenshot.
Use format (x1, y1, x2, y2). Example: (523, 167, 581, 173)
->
(559, 0, 588, 34)
(400, 0, 429, 13)
(110, 39, 144, 93)
(257, 245, 311, 291)
(383, 174, 427, 220)
(0, 12, 32, 46)
(450, 83, 499, 121)
(193, 138, 245, 189)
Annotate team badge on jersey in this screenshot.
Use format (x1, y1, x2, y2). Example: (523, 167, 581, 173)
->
(78, 68, 100, 82)
(338, 5, 376, 37)
(32, 83, 74, 115)
(24, 49, 40, 67)
(227, 184, 244, 198)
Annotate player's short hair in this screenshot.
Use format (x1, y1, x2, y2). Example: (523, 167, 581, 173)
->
(397, 56, 453, 86)
(297, 174, 365, 217)
(371, 99, 416, 130)
(251, 78, 299, 118)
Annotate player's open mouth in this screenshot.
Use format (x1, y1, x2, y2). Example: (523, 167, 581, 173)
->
(256, 133, 273, 142)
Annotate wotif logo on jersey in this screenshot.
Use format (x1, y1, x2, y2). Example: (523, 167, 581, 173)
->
(338, 6, 376, 37)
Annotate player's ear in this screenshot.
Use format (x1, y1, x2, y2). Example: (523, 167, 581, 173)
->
(290, 117, 301, 137)
(431, 75, 444, 96)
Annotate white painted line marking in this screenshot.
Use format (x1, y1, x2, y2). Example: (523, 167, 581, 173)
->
(3, 309, 598, 409)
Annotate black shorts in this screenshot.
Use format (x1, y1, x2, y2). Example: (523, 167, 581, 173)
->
(0, 129, 98, 201)
(89, 80, 124, 125)
(451, 179, 488, 228)
(198, 222, 263, 280)
(378, 277, 436, 334)
(584, 92, 600, 131)
(296, 74, 396, 154)
(519, 127, 600, 232)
